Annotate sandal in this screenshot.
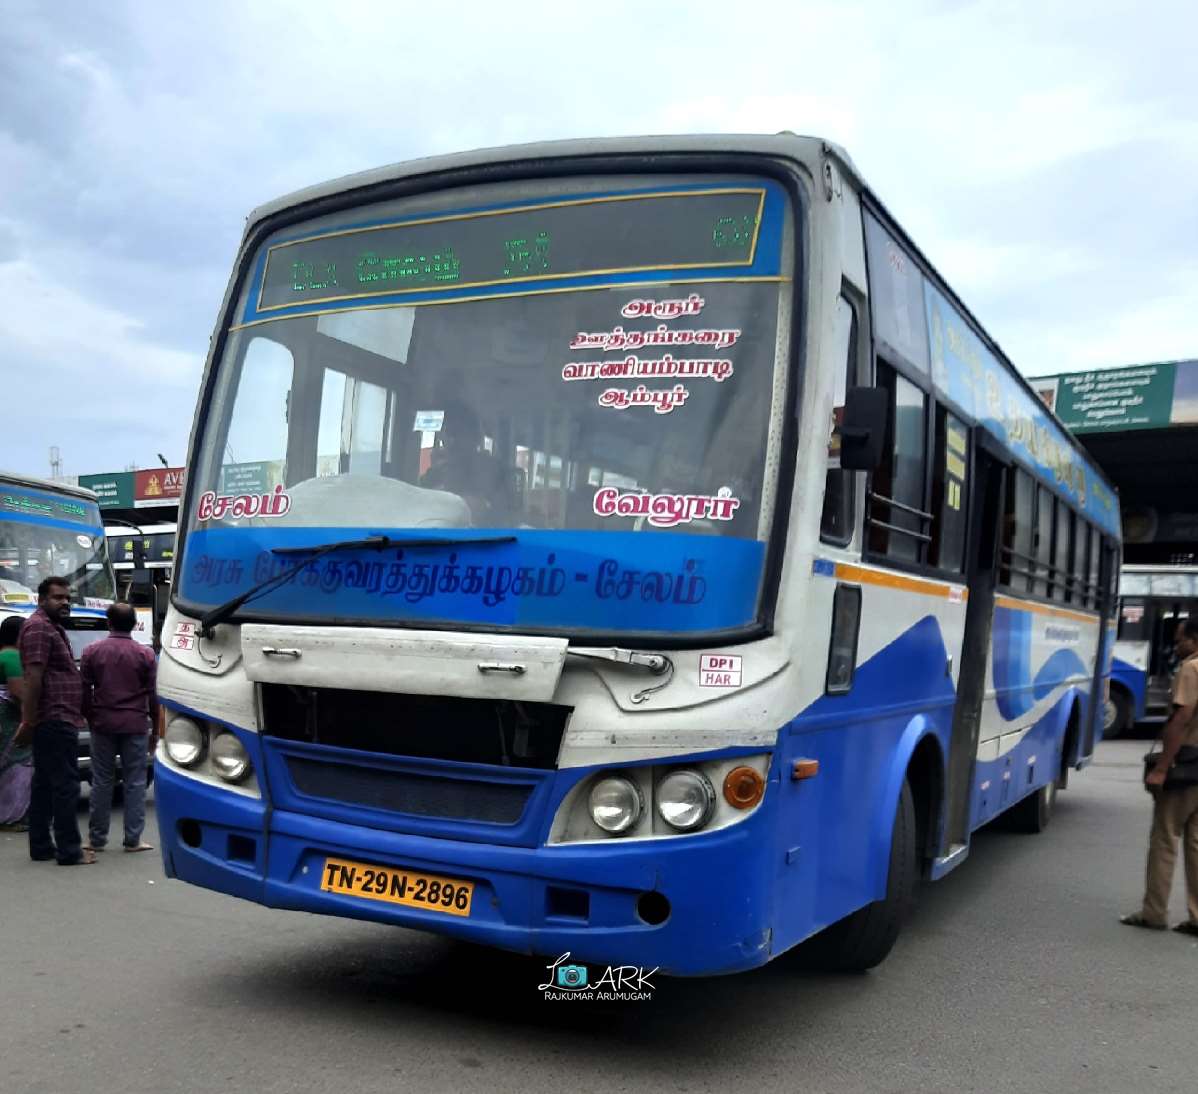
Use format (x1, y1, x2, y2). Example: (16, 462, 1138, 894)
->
(1173, 921, 1198, 937)
(123, 842, 154, 853)
(1120, 913, 1167, 930)
(58, 848, 98, 866)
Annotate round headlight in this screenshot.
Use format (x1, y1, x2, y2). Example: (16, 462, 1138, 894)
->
(656, 770, 715, 831)
(589, 775, 643, 835)
(164, 717, 205, 768)
(211, 731, 251, 783)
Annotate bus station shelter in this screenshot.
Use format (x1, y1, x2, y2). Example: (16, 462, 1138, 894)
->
(1031, 360, 1198, 567)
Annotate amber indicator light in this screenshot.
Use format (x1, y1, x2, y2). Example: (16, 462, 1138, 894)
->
(723, 766, 765, 809)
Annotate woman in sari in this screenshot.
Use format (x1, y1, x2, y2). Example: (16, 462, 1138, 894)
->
(0, 615, 31, 830)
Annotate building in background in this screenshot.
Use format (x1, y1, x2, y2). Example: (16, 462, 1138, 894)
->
(76, 467, 184, 647)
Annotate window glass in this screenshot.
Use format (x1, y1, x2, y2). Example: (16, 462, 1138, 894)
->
(1001, 469, 1034, 591)
(349, 379, 388, 475)
(1054, 502, 1072, 602)
(1088, 530, 1101, 609)
(821, 298, 857, 544)
(929, 408, 968, 572)
(218, 337, 294, 492)
(1075, 522, 1091, 604)
(868, 364, 928, 563)
(1034, 486, 1053, 598)
(1118, 599, 1149, 640)
(864, 213, 929, 373)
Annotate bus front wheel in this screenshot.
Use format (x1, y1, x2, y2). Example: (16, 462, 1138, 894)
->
(799, 779, 916, 972)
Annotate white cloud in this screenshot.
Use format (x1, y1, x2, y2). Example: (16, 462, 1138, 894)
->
(0, 0, 1196, 477)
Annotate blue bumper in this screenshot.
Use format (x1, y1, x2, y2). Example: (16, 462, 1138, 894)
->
(154, 760, 777, 977)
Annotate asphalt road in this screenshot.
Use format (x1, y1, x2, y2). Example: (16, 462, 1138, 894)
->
(3, 735, 1196, 1094)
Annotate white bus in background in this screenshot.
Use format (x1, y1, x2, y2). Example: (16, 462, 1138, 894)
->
(105, 522, 177, 648)
(0, 471, 116, 657)
(1107, 564, 1198, 734)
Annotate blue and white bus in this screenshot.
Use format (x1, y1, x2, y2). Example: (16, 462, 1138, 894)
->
(155, 135, 1120, 975)
(0, 472, 116, 653)
(1106, 564, 1198, 735)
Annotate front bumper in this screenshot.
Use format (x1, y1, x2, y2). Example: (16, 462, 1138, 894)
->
(154, 759, 777, 976)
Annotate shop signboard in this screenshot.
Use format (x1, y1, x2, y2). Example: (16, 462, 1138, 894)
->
(78, 472, 134, 510)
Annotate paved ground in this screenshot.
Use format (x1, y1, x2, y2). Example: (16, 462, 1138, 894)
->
(3, 735, 1196, 1094)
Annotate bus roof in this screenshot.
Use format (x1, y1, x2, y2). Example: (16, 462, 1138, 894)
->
(234, 132, 1117, 515)
(243, 133, 857, 229)
(0, 469, 99, 504)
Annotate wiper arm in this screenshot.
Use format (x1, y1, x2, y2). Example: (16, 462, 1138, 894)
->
(567, 646, 671, 674)
(198, 533, 516, 637)
(566, 646, 674, 705)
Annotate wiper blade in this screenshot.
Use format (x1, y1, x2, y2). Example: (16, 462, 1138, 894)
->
(199, 533, 516, 636)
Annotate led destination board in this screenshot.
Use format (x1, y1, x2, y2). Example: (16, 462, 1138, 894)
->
(258, 188, 766, 311)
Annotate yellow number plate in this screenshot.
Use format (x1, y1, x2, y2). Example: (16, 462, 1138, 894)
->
(320, 857, 474, 917)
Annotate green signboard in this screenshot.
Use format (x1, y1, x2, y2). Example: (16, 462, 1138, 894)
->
(1032, 360, 1198, 434)
(78, 472, 134, 509)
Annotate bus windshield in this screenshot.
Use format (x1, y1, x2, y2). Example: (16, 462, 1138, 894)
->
(0, 485, 115, 607)
(179, 174, 794, 638)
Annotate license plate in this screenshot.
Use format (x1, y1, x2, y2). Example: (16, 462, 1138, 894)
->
(320, 856, 474, 917)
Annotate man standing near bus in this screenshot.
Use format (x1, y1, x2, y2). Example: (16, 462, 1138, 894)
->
(81, 602, 158, 854)
(1122, 618, 1198, 934)
(14, 576, 95, 865)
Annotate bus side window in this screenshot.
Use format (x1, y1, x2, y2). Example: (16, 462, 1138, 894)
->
(867, 362, 929, 564)
(1001, 469, 1034, 591)
(1054, 501, 1072, 603)
(820, 297, 858, 545)
(1074, 521, 1091, 607)
(1088, 528, 1101, 610)
(929, 407, 968, 572)
(1033, 485, 1053, 598)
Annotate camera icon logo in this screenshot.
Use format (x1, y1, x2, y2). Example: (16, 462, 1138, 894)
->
(555, 963, 588, 989)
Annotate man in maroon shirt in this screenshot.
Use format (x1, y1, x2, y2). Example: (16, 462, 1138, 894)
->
(82, 602, 158, 853)
(16, 575, 94, 865)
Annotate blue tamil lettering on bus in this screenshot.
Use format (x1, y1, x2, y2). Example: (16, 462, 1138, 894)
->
(925, 281, 1118, 537)
(181, 527, 764, 633)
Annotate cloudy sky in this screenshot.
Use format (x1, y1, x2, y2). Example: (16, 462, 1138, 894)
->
(1, 0, 1195, 480)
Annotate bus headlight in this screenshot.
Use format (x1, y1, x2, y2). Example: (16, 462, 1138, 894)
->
(589, 775, 643, 835)
(210, 731, 252, 783)
(656, 770, 715, 831)
(164, 717, 205, 768)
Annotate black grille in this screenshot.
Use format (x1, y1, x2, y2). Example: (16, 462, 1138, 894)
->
(261, 685, 570, 770)
(286, 756, 532, 824)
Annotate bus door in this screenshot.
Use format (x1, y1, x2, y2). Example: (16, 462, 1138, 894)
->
(939, 438, 1006, 862)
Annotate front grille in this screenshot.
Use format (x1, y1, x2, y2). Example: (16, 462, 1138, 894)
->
(286, 756, 532, 824)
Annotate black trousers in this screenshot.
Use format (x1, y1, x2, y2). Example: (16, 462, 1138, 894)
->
(28, 721, 83, 863)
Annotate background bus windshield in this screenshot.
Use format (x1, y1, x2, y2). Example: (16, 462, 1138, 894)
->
(181, 176, 792, 635)
(0, 506, 115, 604)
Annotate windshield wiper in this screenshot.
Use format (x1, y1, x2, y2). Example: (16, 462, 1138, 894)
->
(198, 533, 516, 637)
(566, 646, 674, 705)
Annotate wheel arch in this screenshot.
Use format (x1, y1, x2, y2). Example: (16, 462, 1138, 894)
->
(869, 716, 945, 895)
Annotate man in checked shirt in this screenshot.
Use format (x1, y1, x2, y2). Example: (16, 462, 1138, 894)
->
(15, 576, 95, 865)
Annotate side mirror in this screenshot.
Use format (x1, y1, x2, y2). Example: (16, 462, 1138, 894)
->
(129, 568, 154, 593)
(154, 584, 170, 621)
(839, 386, 889, 472)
